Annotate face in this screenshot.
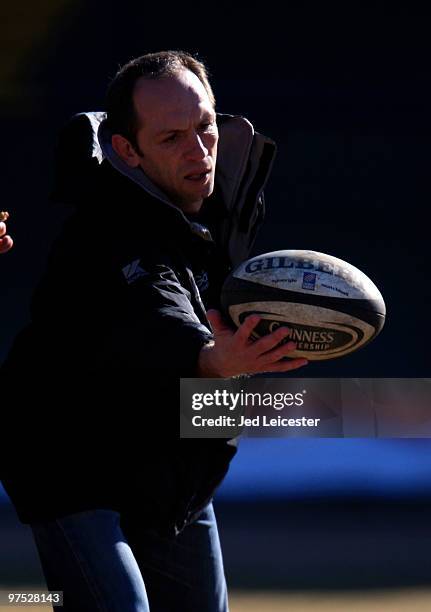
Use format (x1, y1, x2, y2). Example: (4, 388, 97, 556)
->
(129, 69, 218, 213)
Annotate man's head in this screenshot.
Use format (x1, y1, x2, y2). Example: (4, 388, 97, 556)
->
(106, 51, 218, 213)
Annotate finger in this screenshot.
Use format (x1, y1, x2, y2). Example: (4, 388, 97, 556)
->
(206, 309, 233, 334)
(259, 340, 300, 364)
(0, 236, 13, 254)
(234, 314, 261, 345)
(251, 326, 292, 357)
(261, 358, 308, 373)
(0, 222, 6, 237)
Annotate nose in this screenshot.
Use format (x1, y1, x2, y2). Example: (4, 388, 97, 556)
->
(184, 132, 208, 161)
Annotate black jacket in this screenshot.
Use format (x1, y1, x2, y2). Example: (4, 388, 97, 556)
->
(1, 112, 276, 534)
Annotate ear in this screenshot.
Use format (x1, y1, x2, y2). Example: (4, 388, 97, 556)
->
(111, 134, 141, 168)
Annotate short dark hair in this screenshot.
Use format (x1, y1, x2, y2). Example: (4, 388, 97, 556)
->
(105, 50, 215, 152)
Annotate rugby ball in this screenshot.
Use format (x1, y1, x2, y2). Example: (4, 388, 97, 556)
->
(220, 250, 386, 360)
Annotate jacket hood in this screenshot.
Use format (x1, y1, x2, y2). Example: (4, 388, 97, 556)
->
(51, 111, 277, 265)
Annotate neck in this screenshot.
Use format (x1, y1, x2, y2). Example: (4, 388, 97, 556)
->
(178, 199, 203, 214)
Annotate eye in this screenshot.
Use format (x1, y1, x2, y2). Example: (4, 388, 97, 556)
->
(163, 133, 178, 143)
(200, 122, 213, 131)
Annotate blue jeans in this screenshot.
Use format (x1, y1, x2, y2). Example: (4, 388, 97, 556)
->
(30, 502, 228, 611)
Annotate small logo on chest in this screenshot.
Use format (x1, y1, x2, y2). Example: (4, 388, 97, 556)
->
(194, 271, 209, 292)
(122, 259, 149, 284)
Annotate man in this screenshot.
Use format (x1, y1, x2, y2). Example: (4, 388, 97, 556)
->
(1, 51, 307, 611)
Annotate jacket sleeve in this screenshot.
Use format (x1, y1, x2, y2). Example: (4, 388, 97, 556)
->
(96, 263, 214, 378)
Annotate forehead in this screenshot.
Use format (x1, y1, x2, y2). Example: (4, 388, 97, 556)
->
(133, 69, 214, 133)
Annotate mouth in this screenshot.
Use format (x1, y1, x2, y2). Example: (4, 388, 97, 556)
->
(184, 169, 211, 182)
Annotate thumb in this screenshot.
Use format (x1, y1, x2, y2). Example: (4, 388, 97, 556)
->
(206, 309, 233, 334)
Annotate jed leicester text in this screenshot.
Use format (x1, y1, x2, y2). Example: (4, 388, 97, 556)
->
(191, 415, 321, 428)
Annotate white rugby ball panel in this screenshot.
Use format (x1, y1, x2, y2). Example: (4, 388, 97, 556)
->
(234, 250, 384, 303)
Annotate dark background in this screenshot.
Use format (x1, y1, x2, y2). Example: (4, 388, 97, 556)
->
(1, 1, 430, 596)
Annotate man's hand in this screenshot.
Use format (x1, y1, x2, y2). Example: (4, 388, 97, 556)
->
(197, 309, 308, 378)
(0, 213, 13, 254)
